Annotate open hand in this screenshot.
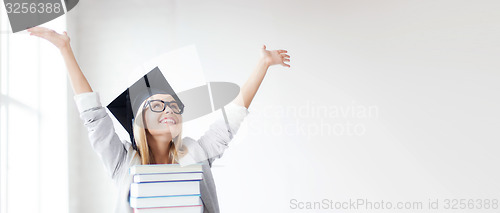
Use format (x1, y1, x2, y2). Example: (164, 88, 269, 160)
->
(261, 45, 290, 68)
(27, 27, 70, 50)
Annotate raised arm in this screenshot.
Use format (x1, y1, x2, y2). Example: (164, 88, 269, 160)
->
(196, 45, 290, 166)
(28, 27, 92, 94)
(233, 45, 290, 109)
(28, 27, 128, 179)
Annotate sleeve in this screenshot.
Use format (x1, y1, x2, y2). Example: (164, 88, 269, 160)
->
(74, 92, 128, 179)
(196, 102, 250, 166)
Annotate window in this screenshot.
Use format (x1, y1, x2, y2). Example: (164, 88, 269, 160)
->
(0, 5, 68, 213)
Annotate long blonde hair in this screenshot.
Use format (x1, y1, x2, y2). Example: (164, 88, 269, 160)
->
(132, 98, 187, 165)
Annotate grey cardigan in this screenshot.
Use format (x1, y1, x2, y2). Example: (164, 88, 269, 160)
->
(74, 92, 249, 213)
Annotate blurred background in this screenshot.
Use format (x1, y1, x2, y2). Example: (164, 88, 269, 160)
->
(1, 0, 499, 212)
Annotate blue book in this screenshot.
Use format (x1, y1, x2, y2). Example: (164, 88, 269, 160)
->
(130, 180, 201, 197)
(134, 172, 203, 183)
(130, 194, 202, 209)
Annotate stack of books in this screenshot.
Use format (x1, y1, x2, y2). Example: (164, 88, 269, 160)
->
(129, 163, 204, 213)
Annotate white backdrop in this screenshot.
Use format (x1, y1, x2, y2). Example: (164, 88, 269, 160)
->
(65, 0, 500, 212)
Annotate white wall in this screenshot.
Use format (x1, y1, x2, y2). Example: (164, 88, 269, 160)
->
(67, 0, 500, 212)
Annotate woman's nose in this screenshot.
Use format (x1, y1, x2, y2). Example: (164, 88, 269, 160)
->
(163, 105, 174, 114)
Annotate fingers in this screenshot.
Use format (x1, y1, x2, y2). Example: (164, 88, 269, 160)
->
(281, 54, 290, 59)
(27, 26, 50, 33)
(280, 52, 290, 67)
(27, 27, 59, 37)
(28, 30, 52, 39)
(281, 56, 291, 67)
(282, 59, 290, 67)
(262, 46, 291, 67)
(29, 31, 47, 39)
(28, 29, 45, 36)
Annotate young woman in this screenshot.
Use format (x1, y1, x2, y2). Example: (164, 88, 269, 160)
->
(28, 26, 290, 213)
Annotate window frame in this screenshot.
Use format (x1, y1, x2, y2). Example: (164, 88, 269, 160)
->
(0, 4, 69, 213)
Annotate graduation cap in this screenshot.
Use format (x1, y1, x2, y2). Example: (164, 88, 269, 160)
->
(107, 67, 183, 151)
(107, 66, 240, 151)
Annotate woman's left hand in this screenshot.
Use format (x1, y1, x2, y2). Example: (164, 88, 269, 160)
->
(261, 45, 291, 68)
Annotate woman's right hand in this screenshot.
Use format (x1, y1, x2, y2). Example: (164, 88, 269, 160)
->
(27, 27, 70, 50)
(28, 26, 92, 94)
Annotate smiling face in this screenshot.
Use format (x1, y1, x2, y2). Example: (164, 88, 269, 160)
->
(143, 94, 183, 141)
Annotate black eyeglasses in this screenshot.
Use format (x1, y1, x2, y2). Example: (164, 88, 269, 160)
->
(144, 100, 183, 114)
